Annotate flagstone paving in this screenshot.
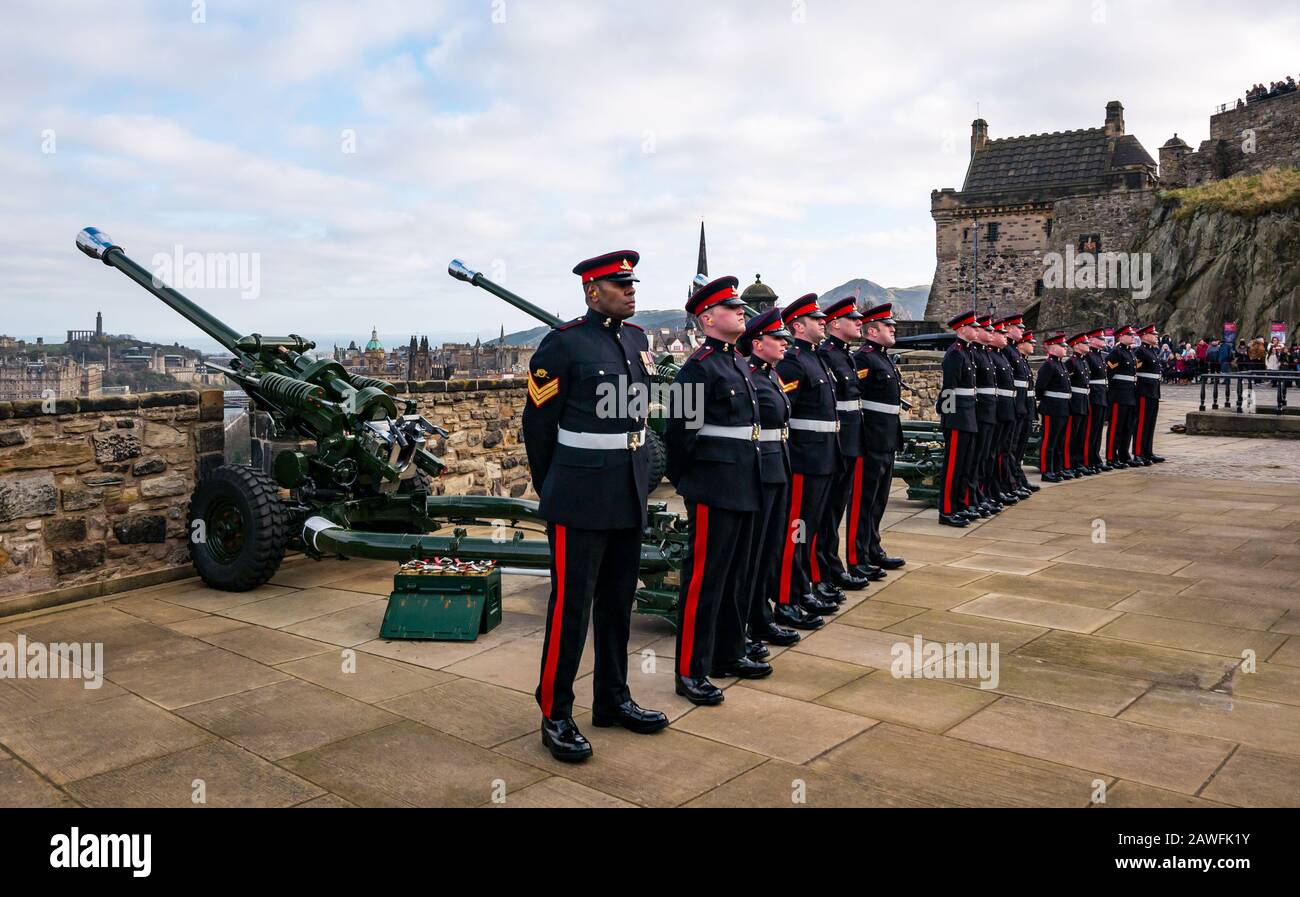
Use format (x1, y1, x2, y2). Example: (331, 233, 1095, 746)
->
(0, 389, 1297, 806)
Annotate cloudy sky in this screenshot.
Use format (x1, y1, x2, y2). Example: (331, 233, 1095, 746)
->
(4, 0, 1297, 347)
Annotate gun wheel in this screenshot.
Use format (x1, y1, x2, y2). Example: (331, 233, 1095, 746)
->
(188, 465, 290, 591)
(645, 428, 668, 491)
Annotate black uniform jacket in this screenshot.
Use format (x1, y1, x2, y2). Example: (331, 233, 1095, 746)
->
(990, 347, 1017, 422)
(1036, 356, 1072, 418)
(1106, 344, 1137, 407)
(1004, 346, 1034, 419)
(972, 345, 998, 424)
(522, 308, 651, 529)
(1066, 353, 1091, 415)
(1134, 343, 1162, 399)
(748, 358, 791, 485)
(1085, 350, 1109, 407)
(776, 339, 841, 476)
(665, 336, 763, 512)
(817, 335, 865, 457)
(854, 340, 903, 453)
(939, 339, 978, 433)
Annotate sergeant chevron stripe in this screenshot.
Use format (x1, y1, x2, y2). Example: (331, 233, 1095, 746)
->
(527, 371, 560, 407)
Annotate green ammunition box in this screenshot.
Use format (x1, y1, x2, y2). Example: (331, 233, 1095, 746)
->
(380, 568, 502, 641)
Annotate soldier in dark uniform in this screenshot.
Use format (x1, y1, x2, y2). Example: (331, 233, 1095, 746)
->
(1085, 328, 1111, 472)
(813, 297, 874, 601)
(938, 310, 980, 527)
(1035, 332, 1072, 482)
(665, 276, 769, 707)
(774, 294, 839, 620)
(970, 316, 1002, 515)
(523, 250, 668, 762)
(1133, 324, 1166, 464)
(1013, 328, 1041, 493)
(737, 308, 805, 652)
(1063, 332, 1094, 478)
(1105, 325, 1139, 467)
(987, 318, 1020, 503)
(996, 315, 1035, 498)
(849, 303, 906, 570)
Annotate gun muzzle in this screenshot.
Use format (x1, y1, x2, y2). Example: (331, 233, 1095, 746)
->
(77, 227, 120, 264)
(448, 259, 480, 283)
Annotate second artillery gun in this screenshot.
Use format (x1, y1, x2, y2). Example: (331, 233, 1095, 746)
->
(76, 229, 687, 620)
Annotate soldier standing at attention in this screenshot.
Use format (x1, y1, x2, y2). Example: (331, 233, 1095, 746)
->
(1036, 333, 1072, 483)
(996, 315, 1035, 499)
(737, 308, 806, 651)
(1013, 328, 1041, 493)
(665, 276, 769, 707)
(814, 296, 875, 600)
(987, 318, 1020, 503)
(938, 310, 980, 527)
(1085, 328, 1111, 472)
(1133, 324, 1166, 465)
(775, 295, 840, 620)
(1106, 325, 1139, 467)
(1064, 332, 1094, 478)
(523, 250, 668, 763)
(849, 303, 906, 572)
(970, 316, 1002, 515)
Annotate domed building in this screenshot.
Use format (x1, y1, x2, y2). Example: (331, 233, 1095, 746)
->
(741, 274, 779, 315)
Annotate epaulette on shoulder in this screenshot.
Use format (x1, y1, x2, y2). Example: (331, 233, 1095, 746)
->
(689, 345, 714, 362)
(862, 344, 876, 353)
(557, 317, 585, 332)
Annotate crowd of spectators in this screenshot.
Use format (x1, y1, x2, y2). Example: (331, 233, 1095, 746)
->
(1156, 333, 1299, 383)
(1242, 77, 1298, 106)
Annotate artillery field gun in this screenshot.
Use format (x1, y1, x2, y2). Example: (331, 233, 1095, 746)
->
(77, 229, 686, 621)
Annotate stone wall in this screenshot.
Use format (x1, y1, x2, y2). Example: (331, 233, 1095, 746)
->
(0, 390, 224, 603)
(1161, 90, 1300, 188)
(895, 358, 942, 422)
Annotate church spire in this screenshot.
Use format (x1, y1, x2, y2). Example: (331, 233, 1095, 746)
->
(688, 220, 708, 300)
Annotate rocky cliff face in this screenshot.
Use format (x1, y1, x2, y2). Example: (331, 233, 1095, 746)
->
(1133, 201, 1300, 341)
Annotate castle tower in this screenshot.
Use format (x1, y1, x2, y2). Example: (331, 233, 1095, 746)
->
(1105, 100, 1125, 137)
(971, 119, 988, 157)
(95, 311, 102, 338)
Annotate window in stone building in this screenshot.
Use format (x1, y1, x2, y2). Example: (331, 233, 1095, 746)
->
(986, 222, 1000, 242)
(1045, 218, 1054, 237)
(1034, 279, 1044, 297)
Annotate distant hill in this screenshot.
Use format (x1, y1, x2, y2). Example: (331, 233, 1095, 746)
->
(489, 284, 930, 347)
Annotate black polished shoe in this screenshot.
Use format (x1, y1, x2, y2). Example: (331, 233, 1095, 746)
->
(1015, 488, 1033, 499)
(1150, 455, 1166, 463)
(938, 513, 970, 527)
(958, 508, 980, 520)
(1079, 467, 1097, 476)
(814, 581, 846, 603)
(832, 570, 870, 591)
(850, 564, 887, 581)
(541, 717, 593, 762)
(1098, 463, 1113, 472)
(869, 554, 906, 570)
(675, 676, 724, 705)
(774, 604, 824, 630)
(711, 656, 774, 680)
(802, 593, 839, 615)
(591, 700, 669, 734)
(755, 621, 801, 646)
(745, 640, 771, 661)
(998, 492, 1019, 504)
(1138, 457, 1153, 466)
(1023, 481, 1041, 492)
(1042, 472, 1061, 483)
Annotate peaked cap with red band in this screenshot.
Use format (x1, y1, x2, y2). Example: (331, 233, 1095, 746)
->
(1087, 328, 1105, 340)
(573, 250, 640, 284)
(738, 307, 791, 356)
(1115, 324, 1136, 337)
(823, 296, 863, 320)
(1137, 323, 1158, 335)
(861, 302, 896, 324)
(1044, 332, 1067, 347)
(995, 314, 1024, 329)
(1019, 330, 1036, 345)
(947, 309, 978, 330)
(781, 293, 826, 324)
(1068, 331, 1089, 346)
(687, 275, 746, 316)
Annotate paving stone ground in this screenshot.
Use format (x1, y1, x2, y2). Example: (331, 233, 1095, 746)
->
(1, 389, 1297, 807)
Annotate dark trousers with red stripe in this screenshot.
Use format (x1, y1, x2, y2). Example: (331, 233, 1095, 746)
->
(1134, 396, 1159, 458)
(746, 480, 788, 634)
(970, 422, 995, 504)
(676, 503, 755, 679)
(1040, 413, 1066, 475)
(850, 450, 893, 566)
(993, 420, 1016, 495)
(940, 428, 975, 515)
(1065, 412, 1088, 471)
(536, 524, 640, 721)
(1011, 417, 1033, 486)
(1087, 405, 1106, 467)
(779, 472, 831, 605)
(815, 457, 857, 582)
(1107, 404, 1136, 463)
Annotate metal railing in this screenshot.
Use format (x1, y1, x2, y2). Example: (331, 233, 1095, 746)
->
(1198, 371, 1300, 413)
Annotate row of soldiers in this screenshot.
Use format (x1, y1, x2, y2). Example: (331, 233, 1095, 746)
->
(937, 310, 1165, 526)
(520, 250, 908, 761)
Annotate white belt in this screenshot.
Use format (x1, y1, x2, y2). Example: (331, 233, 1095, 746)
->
(976, 387, 996, 396)
(1137, 372, 1161, 379)
(835, 400, 862, 413)
(1013, 379, 1028, 388)
(860, 400, 900, 415)
(759, 428, 788, 442)
(698, 424, 760, 441)
(558, 427, 647, 450)
(950, 388, 976, 396)
(1071, 387, 1089, 394)
(1044, 391, 1071, 400)
(995, 388, 1015, 398)
(1112, 374, 1135, 382)
(1089, 379, 1107, 385)
(789, 418, 840, 433)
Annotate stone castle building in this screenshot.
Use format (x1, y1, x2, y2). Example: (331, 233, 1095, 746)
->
(1160, 87, 1300, 188)
(926, 101, 1159, 328)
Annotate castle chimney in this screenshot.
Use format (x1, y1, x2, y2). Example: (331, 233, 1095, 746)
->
(1105, 100, 1125, 137)
(971, 119, 989, 157)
